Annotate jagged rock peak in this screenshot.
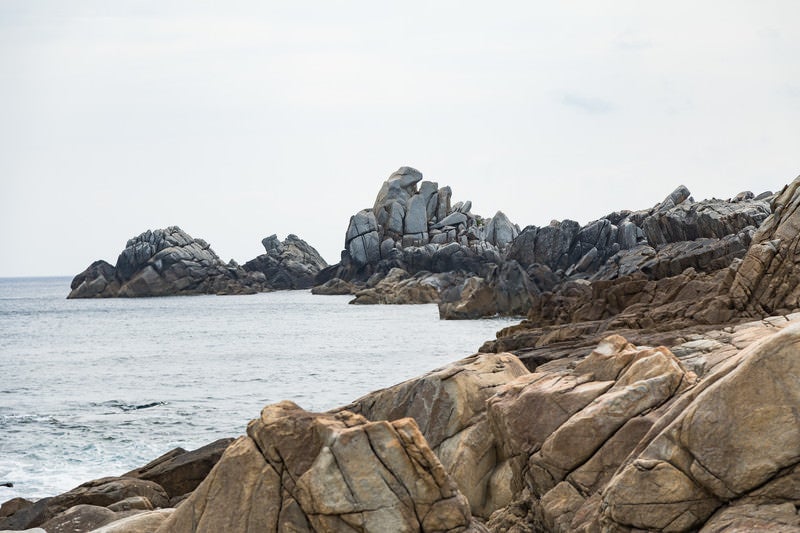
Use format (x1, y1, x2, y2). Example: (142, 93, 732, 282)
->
(343, 166, 519, 270)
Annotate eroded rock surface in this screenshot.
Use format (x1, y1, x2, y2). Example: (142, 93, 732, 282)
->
(339, 352, 529, 519)
(155, 401, 485, 533)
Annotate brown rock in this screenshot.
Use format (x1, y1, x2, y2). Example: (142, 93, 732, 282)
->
(340, 352, 529, 518)
(39, 504, 119, 533)
(602, 323, 800, 531)
(89, 509, 175, 533)
(0, 496, 32, 518)
(156, 401, 481, 532)
(730, 176, 800, 315)
(0, 477, 168, 530)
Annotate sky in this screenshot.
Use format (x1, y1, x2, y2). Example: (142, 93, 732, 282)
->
(1, 1, 798, 277)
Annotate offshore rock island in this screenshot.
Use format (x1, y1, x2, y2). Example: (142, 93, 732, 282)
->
(10, 169, 798, 531)
(67, 229, 327, 298)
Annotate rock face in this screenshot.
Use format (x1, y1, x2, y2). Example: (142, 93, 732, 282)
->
(242, 234, 328, 290)
(68, 227, 326, 298)
(601, 322, 800, 531)
(122, 438, 233, 504)
(729, 178, 800, 316)
(155, 401, 485, 533)
(339, 352, 530, 519)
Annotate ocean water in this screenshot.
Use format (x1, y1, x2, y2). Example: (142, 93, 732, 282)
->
(0, 277, 517, 502)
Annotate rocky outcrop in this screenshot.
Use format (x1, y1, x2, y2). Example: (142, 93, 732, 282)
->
(321, 167, 519, 289)
(438, 261, 539, 319)
(349, 268, 463, 305)
(729, 177, 800, 316)
(68, 227, 265, 298)
(155, 401, 486, 533)
(600, 322, 800, 531)
(242, 234, 328, 290)
(122, 437, 233, 504)
(0, 477, 169, 530)
(68, 227, 326, 298)
(434, 184, 770, 319)
(339, 352, 529, 519)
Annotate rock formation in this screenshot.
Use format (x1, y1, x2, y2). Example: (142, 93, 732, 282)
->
(68, 227, 326, 298)
(8, 173, 800, 532)
(316, 167, 520, 305)
(242, 234, 328, 290)
(155, 401, 486, 532)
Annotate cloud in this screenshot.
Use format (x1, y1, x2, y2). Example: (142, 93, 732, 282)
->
(560, 93, 615, 114)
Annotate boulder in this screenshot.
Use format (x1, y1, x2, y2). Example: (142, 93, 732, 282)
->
(484, 211, 519, 249)
(123, 438, 233, 500)
(310, 277, 358, 295)
(39, 504, 121, 533)
(87, 509, 175, 533)
(438, 261, 538, 319)
(349, 269, 453, 305)
(155, 401, 484, 532)
(0, 477, 168, 530)
(339, 352, 529, 519)
(345, 210, 381, 267)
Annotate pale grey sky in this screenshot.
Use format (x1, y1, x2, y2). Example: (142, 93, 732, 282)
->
(1, 1, 798, 277)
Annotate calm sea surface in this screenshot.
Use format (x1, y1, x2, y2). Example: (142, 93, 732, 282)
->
(0, 277, 517, 501)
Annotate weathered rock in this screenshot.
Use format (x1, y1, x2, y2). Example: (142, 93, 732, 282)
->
(349, 268, 449, 305)
(729, 176, 800, 316)
(39, 504, 121, 533)
(89, 509, 175, 533)
(0, 497, 32, 519)
(0, 477, 168, 530)
(340, 352, 529, 519)
(310, 277, 358, 295)
(242, 234, 328, 290)
(156, 401, 483, 532)
(123, 438, 233, 500)
(439, 261, 538, 319)
(319, 167, 517, 300)
(602, 323, 800, 531)
(68, 227, 266, 298)
(484, 211, 519, 249)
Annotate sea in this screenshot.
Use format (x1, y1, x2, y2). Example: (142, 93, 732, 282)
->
(0, 277, 518, 502)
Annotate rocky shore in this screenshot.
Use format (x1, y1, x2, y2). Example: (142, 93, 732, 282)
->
(313, 168, 772, 323)
(11, 172, 797, 531)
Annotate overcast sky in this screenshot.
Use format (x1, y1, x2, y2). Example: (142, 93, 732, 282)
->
(1, 1, 798, 277)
